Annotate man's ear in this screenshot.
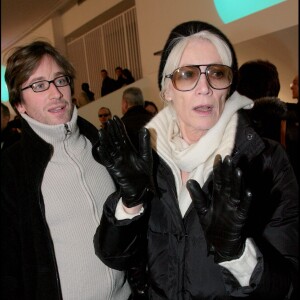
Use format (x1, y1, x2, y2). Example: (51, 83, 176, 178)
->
(15, 102, 26, 114)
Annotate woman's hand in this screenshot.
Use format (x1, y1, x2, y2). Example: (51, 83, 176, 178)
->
(92, 116, 154, 208)
(186, 154, 252, 263)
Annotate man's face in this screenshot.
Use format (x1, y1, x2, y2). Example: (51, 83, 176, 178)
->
(115, 69, 122, 77)
(16, 55, 74, 125)
(98, 108, 111, 125)
(290, 75, 299, 100)
(1, 107, 10, 131)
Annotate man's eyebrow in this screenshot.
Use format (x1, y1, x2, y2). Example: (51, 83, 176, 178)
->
(54, 71, 66, 77)
(27, 76, 45, 83)
(26, 72, 66, 85)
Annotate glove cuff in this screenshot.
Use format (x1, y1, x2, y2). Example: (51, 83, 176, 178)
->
(123, 187, 154, 208)
(214, 242, 246, 263)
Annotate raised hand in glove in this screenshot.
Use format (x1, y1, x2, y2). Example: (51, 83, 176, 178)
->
(186, 154, 252, 263)
(92, 116, 154, 208)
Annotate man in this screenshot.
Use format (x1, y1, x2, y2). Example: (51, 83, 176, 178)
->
(290, 75, 299, 100)
(1, 103, 10, 131)
(77, 82, 95, 107)
(98, 106, 112, 129)
(121, 87, 153, 149)
(1, 102, 21, 151)
(286, 74, 299, 181)
(100, 69, 117, 97)
(0, 41, 131, 300)
(115, 66, 127, 89)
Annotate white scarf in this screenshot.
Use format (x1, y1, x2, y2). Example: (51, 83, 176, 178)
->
(146, 91, 253, 216)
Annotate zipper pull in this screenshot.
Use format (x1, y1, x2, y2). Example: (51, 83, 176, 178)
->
(64, 123, 71, 137)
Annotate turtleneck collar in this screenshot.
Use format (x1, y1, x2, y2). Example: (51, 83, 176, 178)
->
(21, 106, 79, 146)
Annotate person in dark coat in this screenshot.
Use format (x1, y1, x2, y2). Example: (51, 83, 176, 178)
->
(236, 59, 287, 145)
(1, 103, 21, 151)
(247, 96, 287, 144)
(237, 60, 299, 180)
(120, 86, 153, 150)
(93, 21, 298, 300)
(144, 100, 159, 117)
(115, 66, 127, 89)
(286, 75, 299, 182)
(77, 82, 95, 107)
(1, 40, 132, 300)
(123, 68, 135, 85)
(100, 69, 118, 97)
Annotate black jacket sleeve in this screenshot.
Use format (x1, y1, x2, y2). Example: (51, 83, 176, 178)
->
(94, 191, 149, 271)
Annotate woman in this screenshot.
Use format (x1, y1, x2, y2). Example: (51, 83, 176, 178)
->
(93, 21, 298, 299)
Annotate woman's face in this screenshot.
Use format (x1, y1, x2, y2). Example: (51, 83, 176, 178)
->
(165, 39, 229, 144)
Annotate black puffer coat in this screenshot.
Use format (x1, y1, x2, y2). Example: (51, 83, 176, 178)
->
(94, 112, 298, 300)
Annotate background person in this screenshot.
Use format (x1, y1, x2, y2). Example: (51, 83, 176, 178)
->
(236, 59, 287, 145)
(0, 40, 131, 300)
(290, 75, 298, 100)
(285, 74, 299, 182)
(77, 82, 95, 107)
(100, 69, 118, 97)
(123, 68, 135, 85)
(115, 66, 127, 89)
(144, 100, 159, 117)
(1, 102, 21, 151)
(93, 21, 298, 299)
(120, 87, 153, 149)
(98, 106, 112, 129)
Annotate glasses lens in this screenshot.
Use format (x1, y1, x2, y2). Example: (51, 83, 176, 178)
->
(32, 81, 49, 92)
(54, 76, 70, 87)
(172, 66, 200, 91)
(169, 65, 233, 91)
(99, 114, 109, 117)
(30, 76, 70, 92)
(206, 65, 233, 89)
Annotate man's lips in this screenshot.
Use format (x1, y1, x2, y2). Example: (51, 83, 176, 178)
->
(48, 106, 65, 113)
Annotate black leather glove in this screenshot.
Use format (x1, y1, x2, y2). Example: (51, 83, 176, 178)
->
(92, 116, 154, 208)
(186, 154, 252, 263)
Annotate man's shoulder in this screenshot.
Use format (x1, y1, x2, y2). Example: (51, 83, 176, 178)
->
(77, 116, 98, 142)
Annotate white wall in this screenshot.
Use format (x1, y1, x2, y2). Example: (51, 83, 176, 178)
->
(2, 0, 298, 121)
(135, 0, 298, 77)
(78, 0, 298, 126)
(1, 20, 55, 64)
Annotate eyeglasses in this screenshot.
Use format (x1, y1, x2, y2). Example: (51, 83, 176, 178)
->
(98, 114, 110, 117)
(165, 64, 233, 91)
(21, 75, 71, 93)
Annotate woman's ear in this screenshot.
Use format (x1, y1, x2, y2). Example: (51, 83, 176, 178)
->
(164, 87, 174, 102)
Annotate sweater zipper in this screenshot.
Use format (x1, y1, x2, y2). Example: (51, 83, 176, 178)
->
(64, 123, 71, 138)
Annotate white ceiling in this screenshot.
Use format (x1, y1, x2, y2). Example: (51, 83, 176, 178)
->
(1, 0, 77, 53)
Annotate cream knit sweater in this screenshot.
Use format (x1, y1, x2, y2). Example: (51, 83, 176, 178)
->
(22, 108, 131, 300)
